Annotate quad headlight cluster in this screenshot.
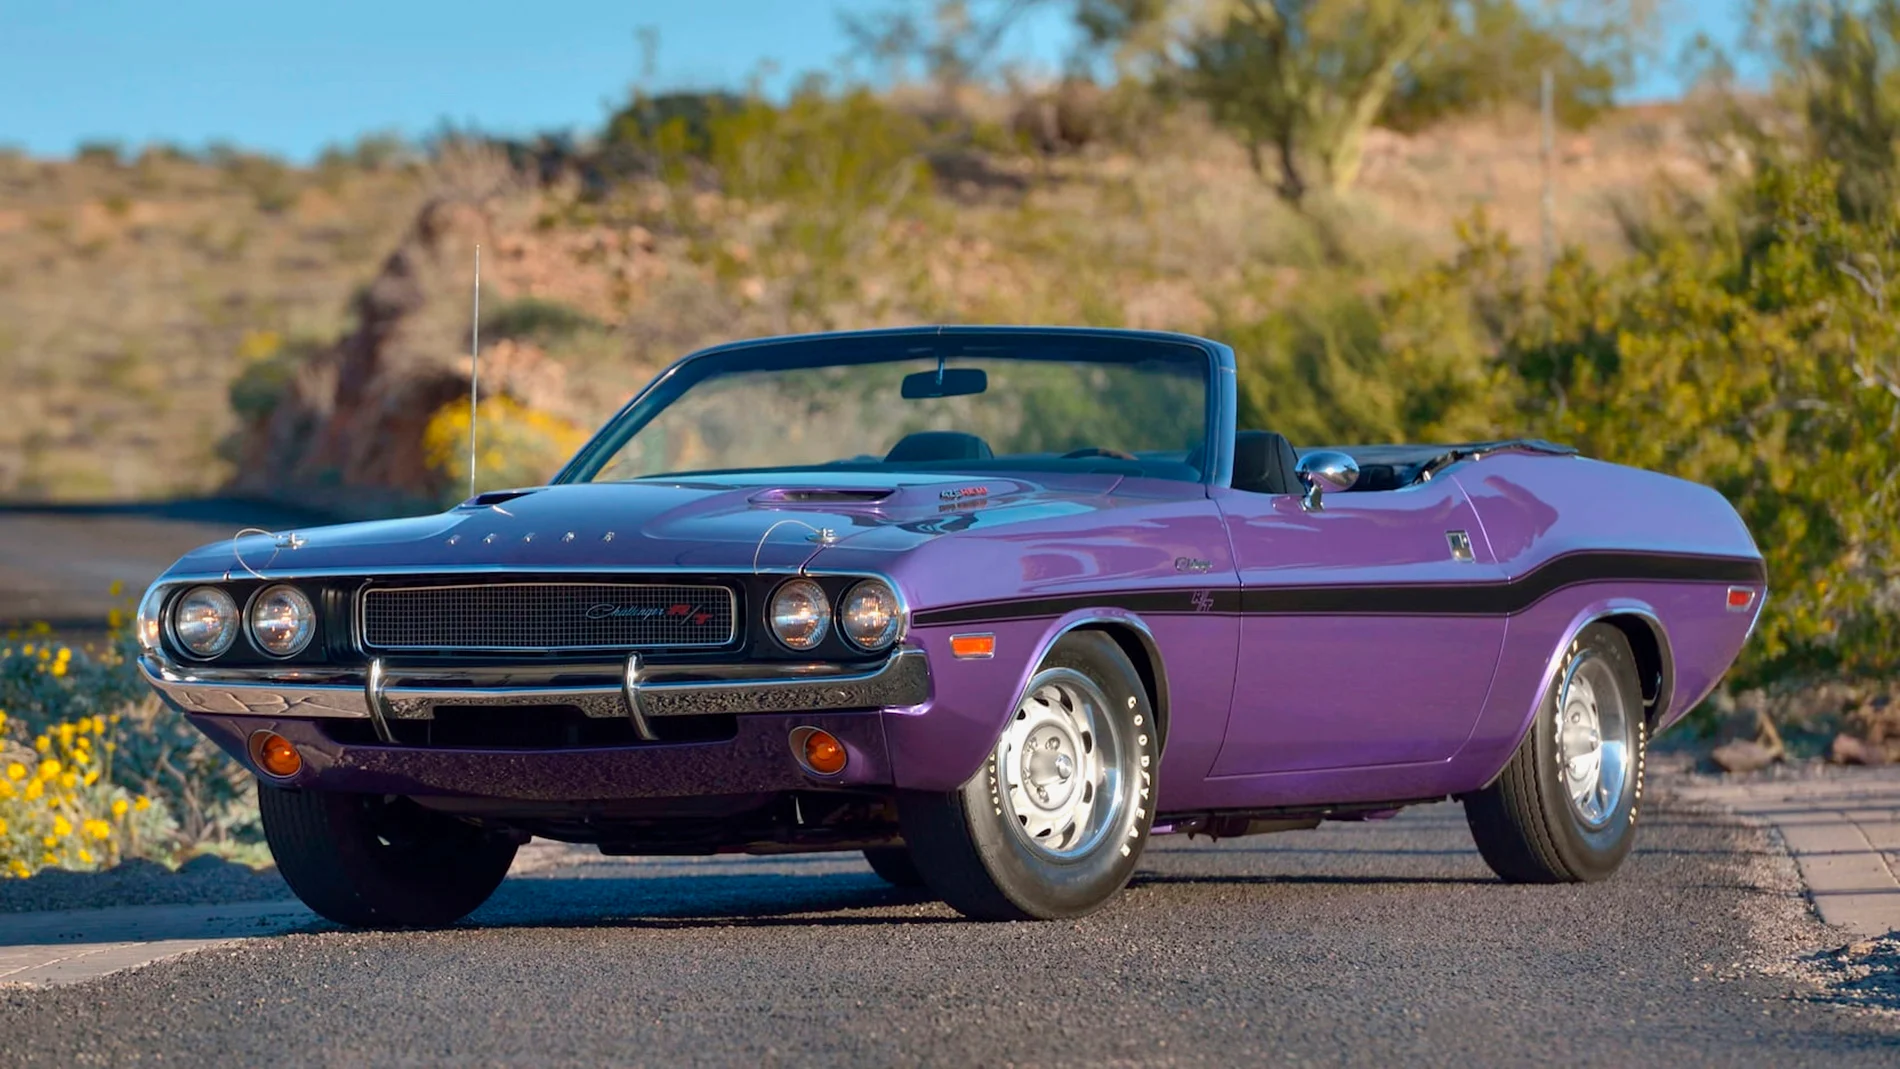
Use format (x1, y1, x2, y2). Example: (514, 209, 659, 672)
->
(154, 584, 318, 660)
(768, 578, 902, 652)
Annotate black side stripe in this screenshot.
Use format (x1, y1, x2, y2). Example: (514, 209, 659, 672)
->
(910, 550, 1765, 627)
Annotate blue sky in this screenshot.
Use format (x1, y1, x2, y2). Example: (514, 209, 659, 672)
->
(4, 1, 1755, 161)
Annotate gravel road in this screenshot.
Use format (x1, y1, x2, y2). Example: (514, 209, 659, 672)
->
(2, 797, 1893, 1067)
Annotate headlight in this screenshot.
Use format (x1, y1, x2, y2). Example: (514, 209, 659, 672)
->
(172, 586, 239, 658)
(249, 585, 316, 657)
(134, 584, 166, 654)
(839, 579, 902, 650)
(769, 578, 831, 650)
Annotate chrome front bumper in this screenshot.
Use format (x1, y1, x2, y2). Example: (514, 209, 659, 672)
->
(140, 649, 931, 742)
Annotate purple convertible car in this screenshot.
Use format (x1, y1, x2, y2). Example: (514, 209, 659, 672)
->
(136, 326, 1764, 926)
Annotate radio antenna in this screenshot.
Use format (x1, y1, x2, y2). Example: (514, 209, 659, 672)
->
(467, 244, 481, 500)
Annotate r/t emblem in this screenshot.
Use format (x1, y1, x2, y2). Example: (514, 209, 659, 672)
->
(1190, 590, 1215, 613)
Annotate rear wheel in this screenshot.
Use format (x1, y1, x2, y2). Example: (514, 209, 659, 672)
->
(898, 631, 1157, 920)
(259, 785, 517, 928)
(1464, 622, 1647, 883)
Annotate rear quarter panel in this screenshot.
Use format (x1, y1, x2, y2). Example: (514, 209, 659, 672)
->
(1451, 454, 1763, 783)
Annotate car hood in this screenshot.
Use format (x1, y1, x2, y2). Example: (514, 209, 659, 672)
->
(164, 471, 1125, 578)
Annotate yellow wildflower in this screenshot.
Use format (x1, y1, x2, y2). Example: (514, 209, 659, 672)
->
(72, 749, 90, 766)
(50, 661, 66, 677)
(82, 769, 98, 787)
(9, 859, 31, 877)
(56, 646, 70, 661)
(0, 710, 7, 729)
(92, 715, 106, 735)
(111, 797, 128, 818)
(133, 795, 150, 812)
(59, 772, 76, 789)
(23, 779, 42, 801)
(52, 815, 71, 837)
(41, 852, 55, 866)
(5, 762, 23, 781)
(83, 819, 110, 841)
(0, 817, 7, 835)
(104, 741, 116, 754)
(21, 643, 33, 656)
(42, 836, 58, 849)
(37, 758, 59, 780)
(0, 781, 12, 799)
(37, 648, 49, 661)
(34, 735, 49, 753)
(57, 723, 74, 747)
(77, 849, 92, 864)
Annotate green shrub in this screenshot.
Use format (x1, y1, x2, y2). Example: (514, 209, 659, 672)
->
(482, 296, 603, 344)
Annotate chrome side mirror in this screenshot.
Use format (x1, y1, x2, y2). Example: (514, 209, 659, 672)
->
(1295, 451, 1358, 512)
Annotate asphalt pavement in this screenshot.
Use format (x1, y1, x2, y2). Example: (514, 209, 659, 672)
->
(1, 503, 1895, 1065)
(2, 798, 1894, 1067)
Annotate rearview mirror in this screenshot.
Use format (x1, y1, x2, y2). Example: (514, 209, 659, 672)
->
(901, 367, 988, 399)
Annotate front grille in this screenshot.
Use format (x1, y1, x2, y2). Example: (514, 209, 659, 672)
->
(360, 582, 738, 652)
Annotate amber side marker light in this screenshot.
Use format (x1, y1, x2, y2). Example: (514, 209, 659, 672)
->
(790, 726, 848, 776)
(247, 731, 303, 779)
(949, 633, 996, 659)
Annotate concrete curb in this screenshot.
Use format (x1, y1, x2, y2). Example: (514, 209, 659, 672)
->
(1673, 766, 1900, 938)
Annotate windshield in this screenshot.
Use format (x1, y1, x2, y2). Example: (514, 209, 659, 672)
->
(562, 332, 1214, 484)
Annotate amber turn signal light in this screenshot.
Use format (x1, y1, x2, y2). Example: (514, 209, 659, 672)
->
(790, 726, 848, 776)
(949, 632, 996, 659)
(247, 731, 303, 779)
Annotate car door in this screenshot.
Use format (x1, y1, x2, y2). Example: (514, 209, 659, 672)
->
(1209, 476, 1507, 775)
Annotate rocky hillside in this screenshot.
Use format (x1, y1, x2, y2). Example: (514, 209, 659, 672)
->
(2, 101, 1720, 511)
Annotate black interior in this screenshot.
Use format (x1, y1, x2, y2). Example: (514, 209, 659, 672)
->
(885, 431, 994, 463)
(1228, 434, 1576, 495)
(1231, 431, 1301, 495)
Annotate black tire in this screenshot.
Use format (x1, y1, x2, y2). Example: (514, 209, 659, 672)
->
(259, 785, 518, 928)
(1464, 622, 1648, 883)
(898, 631, 1158, 921)
(862, 846, 927, 888)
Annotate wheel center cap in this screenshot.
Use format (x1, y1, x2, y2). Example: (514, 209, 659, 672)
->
(1022, 728, 1079, 809)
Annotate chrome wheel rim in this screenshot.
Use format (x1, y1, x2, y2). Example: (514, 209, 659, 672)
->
(1554, 651, 1631, 829)
(995, 668, 1127, 859)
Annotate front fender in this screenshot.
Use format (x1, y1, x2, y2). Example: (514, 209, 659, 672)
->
(885, 608, 1167, 793)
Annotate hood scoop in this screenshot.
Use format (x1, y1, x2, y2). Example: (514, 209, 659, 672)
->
(748, 487, 897, 506)
(461, 488, 541, 509)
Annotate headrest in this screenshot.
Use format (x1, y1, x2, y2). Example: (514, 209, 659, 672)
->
(885, 431, 995, 464)
(1232, 431, 1300, 495)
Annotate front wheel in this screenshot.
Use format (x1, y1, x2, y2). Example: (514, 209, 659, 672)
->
(259, 785, 518, 928)
(898, 631, 1158, 920)
(1464, 622, 1648, 883)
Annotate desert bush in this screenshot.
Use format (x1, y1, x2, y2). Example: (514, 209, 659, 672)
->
(0, 620, 258, 872)
(0, 711, 173, 878)
(483, 297, 603, 344)
(422, 394, 590, 499)
(1340, 163, 1900, 684)
(631, 87, 938, 326)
